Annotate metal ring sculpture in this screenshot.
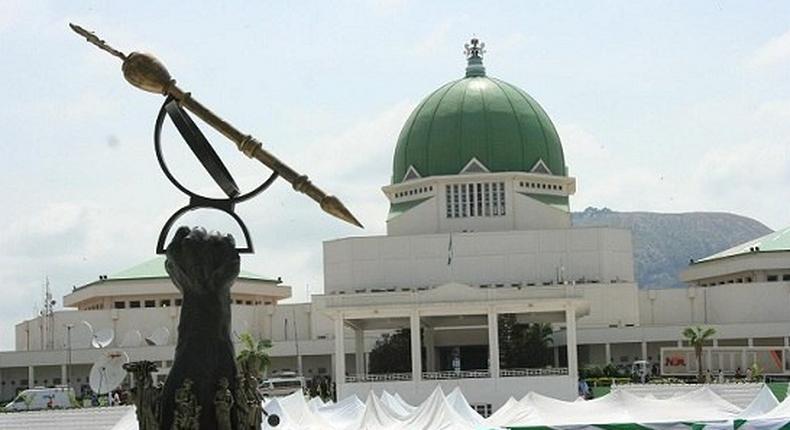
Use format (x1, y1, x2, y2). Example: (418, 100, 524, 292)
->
(153, 96, 279, 254)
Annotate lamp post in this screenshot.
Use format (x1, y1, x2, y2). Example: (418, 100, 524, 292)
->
(65, 324, 74, 389)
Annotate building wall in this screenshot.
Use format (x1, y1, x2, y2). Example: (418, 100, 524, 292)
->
(681, 252, 790, 284)
(324, 227, 634, 294)
(384, 173, 575, 237)
(638, 281, 790, 326)
(15, 304, 276, 352)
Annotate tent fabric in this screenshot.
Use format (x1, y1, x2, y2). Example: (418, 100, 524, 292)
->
(446, 387, 486, 426)
(12, 383, 790, 429)
(739, 385, 780, 419)
(616, 383, 767, 409)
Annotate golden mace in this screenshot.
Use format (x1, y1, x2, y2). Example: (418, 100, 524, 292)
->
(69, 23, 363, 229)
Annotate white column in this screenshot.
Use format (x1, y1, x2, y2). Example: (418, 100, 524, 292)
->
(488, 309, 500, 378)
(641, 341, 648, 361)
(784, 337, 789, 347)
(60, 365, 67, 386)
(334, 313, 345, 385)
(28, 366, 35, 388)
(354, 328, 365, 376)
(410, 312, 422, 382)
(424, 327, 436, 372)
(565, 306, 578, 381)
(266, 310, 274, 340)
(605, 343, 612, 363)
(296, 355, 304, 377)
(713, 339, 719, 347)
(677, 339, 683, 348)
(747, 338, 754, 347)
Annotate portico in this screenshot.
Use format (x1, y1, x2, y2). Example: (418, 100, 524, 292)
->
(314, 283, 588, 408)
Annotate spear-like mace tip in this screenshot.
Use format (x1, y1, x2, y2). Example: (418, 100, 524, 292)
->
(321, 196, 364, 228)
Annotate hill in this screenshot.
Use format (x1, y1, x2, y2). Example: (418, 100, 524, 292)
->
(572, 207, 772, 289)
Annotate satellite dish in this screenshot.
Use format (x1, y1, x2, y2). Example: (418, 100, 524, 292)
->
(92, 328, 115, 348)
(83, 321, 115, 348)
(120, 330, 143, 347)
(145, 327, 170, 346)
(89, 350, 129, 394)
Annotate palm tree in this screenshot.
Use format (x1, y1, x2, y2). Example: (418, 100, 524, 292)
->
(236, 333, 273, 379)
(682, 326, 716, 382)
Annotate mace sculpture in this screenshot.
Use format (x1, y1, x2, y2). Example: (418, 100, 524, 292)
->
(70, 23, 363, 429)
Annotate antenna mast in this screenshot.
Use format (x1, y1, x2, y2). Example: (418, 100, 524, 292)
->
(41, 277, 56, 350)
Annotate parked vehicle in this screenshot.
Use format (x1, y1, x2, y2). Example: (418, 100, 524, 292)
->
(260, 371, 305, 397)
(4, 386, 76, 411)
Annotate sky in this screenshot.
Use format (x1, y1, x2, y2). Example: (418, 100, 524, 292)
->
(0, 1, 789, 350)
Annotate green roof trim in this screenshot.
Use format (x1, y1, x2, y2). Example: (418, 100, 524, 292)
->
(392, 69, 566, 184)
(109, 256, 280, 283)
(387, 197, 432, 221)
(520, 192, 570, 212)
(698, 225, 789, 263)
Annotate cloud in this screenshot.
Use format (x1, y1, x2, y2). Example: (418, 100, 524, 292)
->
(746, 29, 790, 70)
(558, 103, 790, 229)
(411, 18, 462, 57)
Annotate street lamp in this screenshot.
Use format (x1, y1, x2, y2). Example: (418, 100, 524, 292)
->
(65, 324, 74, 389)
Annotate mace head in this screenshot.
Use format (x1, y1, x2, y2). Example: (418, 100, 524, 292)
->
(122, 52, 173, 95)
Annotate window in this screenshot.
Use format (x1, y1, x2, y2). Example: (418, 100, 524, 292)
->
(445, 182, 506, 218)
(114, 301, 125, 309)
(236, 299, 243, 305)
(768, 275, 779, 282)
(783, 274, 790, 281)
(144, 300, 155, 308)
(245, 300, 252, 305)
(445, 185, 452, 218)
(129, 301, 141, 308)
(175, 299, 183, 306)
(471, 403, 493, 418)
(160, 299, 171, 307)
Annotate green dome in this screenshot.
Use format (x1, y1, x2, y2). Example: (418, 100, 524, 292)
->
(391, 50, 566, 184)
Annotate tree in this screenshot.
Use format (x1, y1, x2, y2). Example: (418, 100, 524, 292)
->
(682, 326, 716, 382)
(499, 315, 554, 369)
(521, 322, 554, 367)
(369, 329, 413, 374)
(236, 333, 272, 379)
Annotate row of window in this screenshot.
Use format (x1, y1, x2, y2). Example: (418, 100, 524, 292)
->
(698, 274, 790, 287)
(112, 298, 271, 309)
(519, 181, 563, 191)
(445, 182, 506, 218)
(394, 185, 433, 199)
(114, 299, 178, 309)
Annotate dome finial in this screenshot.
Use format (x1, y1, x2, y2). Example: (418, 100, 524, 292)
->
(464, 37, 486, 77)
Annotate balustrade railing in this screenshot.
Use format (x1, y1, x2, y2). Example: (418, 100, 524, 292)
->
(500, 367, 568, 377)
(422, 369, 490, 380)
(344, 367, 568, 383)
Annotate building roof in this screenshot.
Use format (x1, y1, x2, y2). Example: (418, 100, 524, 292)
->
(391, 44, 566, 184)
(698, 226, 789, 263)
(108, 256, 280, 283)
